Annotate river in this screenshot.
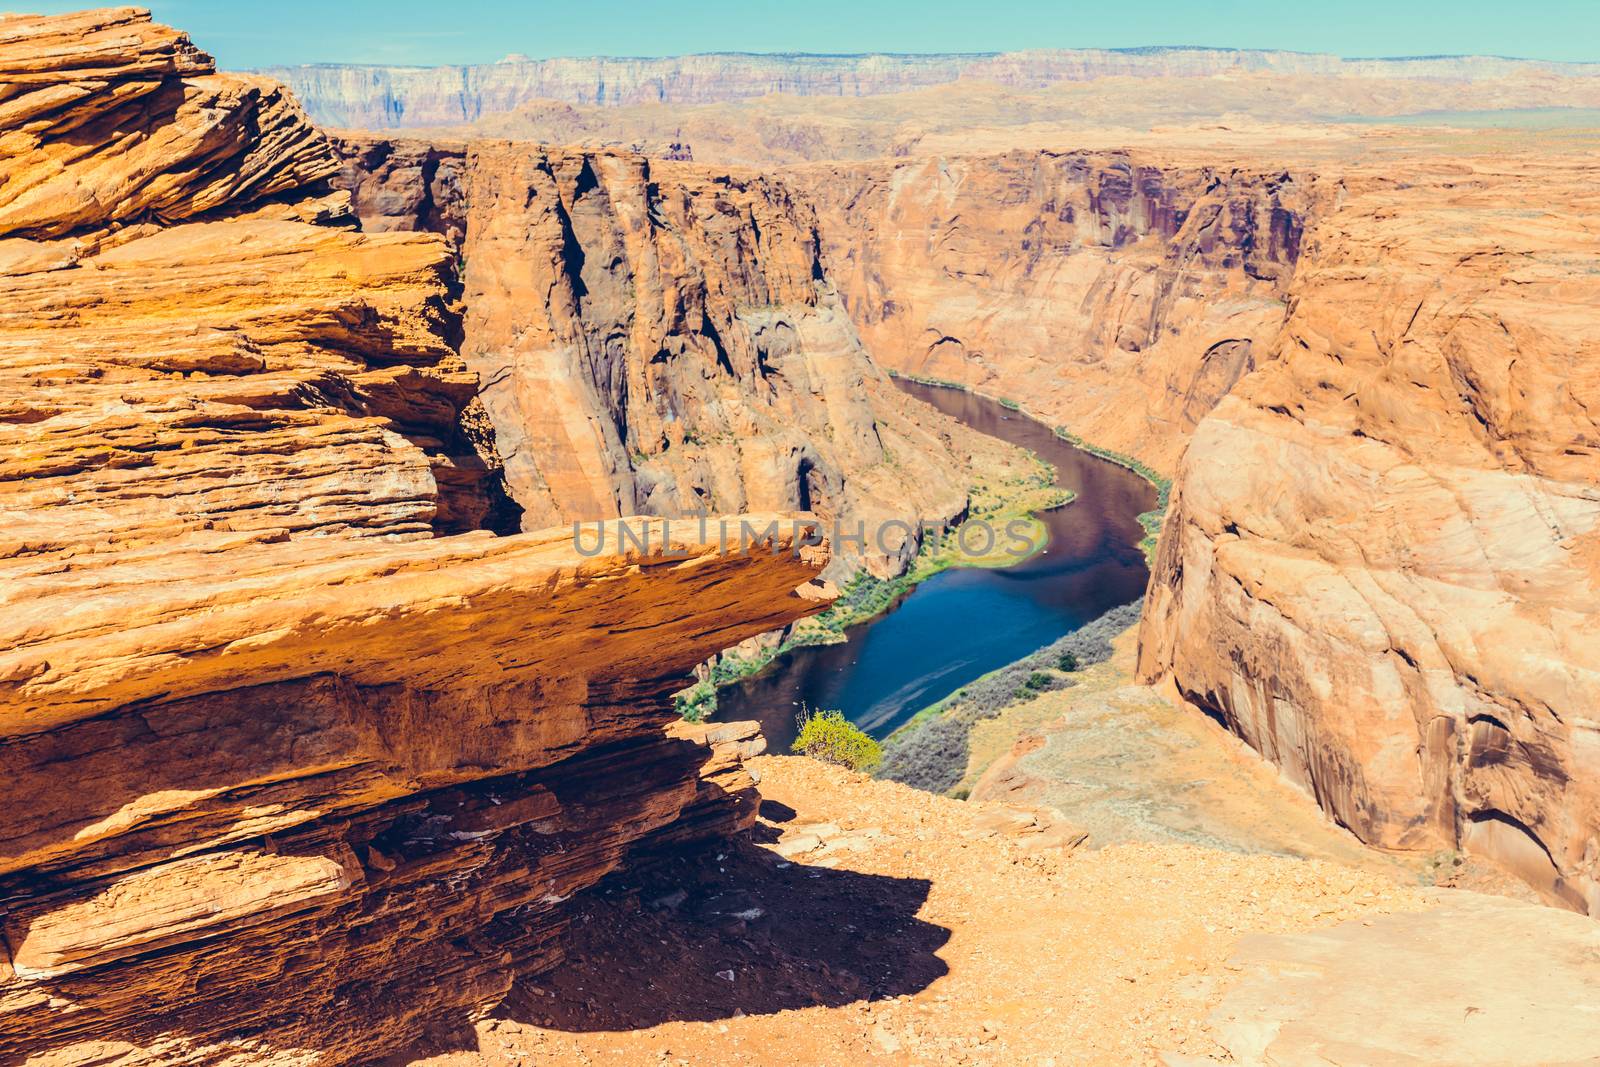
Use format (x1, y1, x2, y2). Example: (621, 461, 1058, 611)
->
(716, 380, 1156, 750)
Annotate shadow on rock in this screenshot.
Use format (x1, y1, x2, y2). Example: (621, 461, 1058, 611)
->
(758, 798, 797, 823)
(495, 837, 948, 1031)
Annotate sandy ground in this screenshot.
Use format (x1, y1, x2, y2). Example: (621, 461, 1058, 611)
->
(394, 625, 1560, 1066)
(400, 756, 1427, 1066)
(967, 628, 1547, 902)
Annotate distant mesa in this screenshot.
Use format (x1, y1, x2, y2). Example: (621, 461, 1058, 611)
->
(256, 46, 1600, 129)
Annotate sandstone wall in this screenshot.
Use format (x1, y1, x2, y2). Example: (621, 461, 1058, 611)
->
(334, 137, 982, 574)
(1138, 165, 1600, 912)
(0, 11, 832, 1061)
(0, 10, 516, 539)
(798, 151, 1309, 473)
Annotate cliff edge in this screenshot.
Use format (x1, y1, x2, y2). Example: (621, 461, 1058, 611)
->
(0, 10, 830, 1062)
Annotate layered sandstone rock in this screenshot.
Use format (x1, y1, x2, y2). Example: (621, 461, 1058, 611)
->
(0, 9, 322, 237)
(0, 7, 511, 539)
(1139, 163, 1600, 913)
(0, 516, 828, 1064)
(260, 48, 1600, 130)
(0, 10, 831, 1062)
(335, 137, 979, 573)
(799, 151, 1309, 473)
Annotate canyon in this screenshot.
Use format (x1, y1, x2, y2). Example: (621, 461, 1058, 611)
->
(327, 136, 990, 575)
(808, 142, 1600, 911)
(795, 152, 1307, 472)
(3, 4, 1599, 1065)
(770, 136, 1600, 918)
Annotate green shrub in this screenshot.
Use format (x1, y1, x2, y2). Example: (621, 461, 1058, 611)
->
(791, 708, 882, 773)
(1057, 651, 1079, 672)
(674, 681, 716, 723)
(1015, 669, 1071, 701)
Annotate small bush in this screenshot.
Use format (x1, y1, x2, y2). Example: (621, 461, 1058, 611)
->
(1058, 651, 1079, 672)
(1016, 670, 1070, 700)
(791, 708, 882, 773)
(674, 681, 716, 722)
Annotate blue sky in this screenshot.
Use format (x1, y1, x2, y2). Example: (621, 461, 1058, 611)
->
(35, 1, 1600, 67)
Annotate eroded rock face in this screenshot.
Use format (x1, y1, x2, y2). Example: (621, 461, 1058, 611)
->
(335, 137, 978, 574)
(0, 10, 832, 1061)
(0, 9, 513, 541)
(1, 517, 829, 1064)
(1138, 167, 1600, 912)
(798, 151, 1309, 473)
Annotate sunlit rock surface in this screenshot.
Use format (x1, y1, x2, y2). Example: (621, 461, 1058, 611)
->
(334, 136, 987, 575)
(0, 10, 832, 1062)
(1140, 162, 1600, 913)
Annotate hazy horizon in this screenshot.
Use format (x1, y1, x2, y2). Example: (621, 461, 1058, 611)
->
(256, 43, 1600, 70)
(19, 1, 1600, 69)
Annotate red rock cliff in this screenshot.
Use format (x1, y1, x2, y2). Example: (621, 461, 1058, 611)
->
(797, 151, 1308, 473)
(334, 137, 983, 574)
(0, 10, 831, 1062)
(1138, 163, 1600, 913)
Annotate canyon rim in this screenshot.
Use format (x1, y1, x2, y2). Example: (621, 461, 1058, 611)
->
(2, 4, 1599, 1065)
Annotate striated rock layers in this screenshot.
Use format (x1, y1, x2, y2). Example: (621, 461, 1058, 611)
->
(0, 7, 511, 539)
(798, 151, 1309, 473)
(0, 9, 830, 1063)
(1139, 164, 1600, 913)
(333, 136, 976, 572)
(259, 49, 1600, 130)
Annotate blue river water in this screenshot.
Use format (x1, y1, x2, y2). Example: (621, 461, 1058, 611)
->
(716, 380, 1155, 750)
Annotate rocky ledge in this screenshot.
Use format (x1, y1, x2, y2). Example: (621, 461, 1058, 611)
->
(0, 10, 831, 1063)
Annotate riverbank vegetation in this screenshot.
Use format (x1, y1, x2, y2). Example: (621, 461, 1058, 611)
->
(675, 437, 1068, 720)
(888, 372, 1173, 560)
(875, 602, 1142, 794)
(677, 375, 1170, 724)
